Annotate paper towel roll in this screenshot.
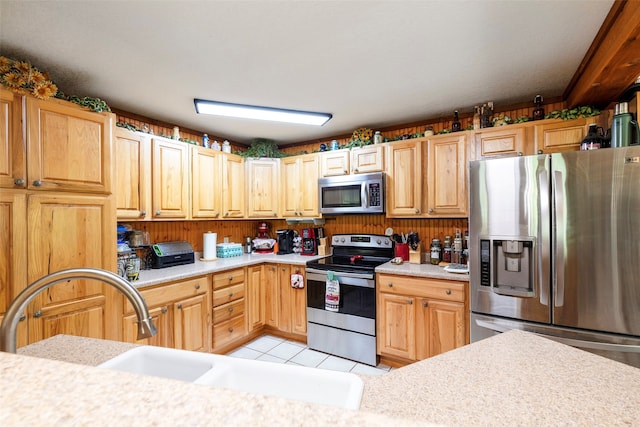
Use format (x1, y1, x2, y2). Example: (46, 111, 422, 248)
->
(203, 232, 217, 260)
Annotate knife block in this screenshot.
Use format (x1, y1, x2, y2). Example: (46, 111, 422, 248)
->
(409, 246, 422, 264)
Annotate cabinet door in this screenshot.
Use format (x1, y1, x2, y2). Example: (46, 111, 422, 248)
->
(277, 264, 292, 332)
(534, 117, 596, 153)
(291, 267, 307, 335)
(280, 157, 300, 217)
(221, 153, 245, 218)
(320, 150, 349, 177)
(0, 192, 27, 348)
(246, 158, 279, 218)
(123, 306, 172, 347)
(351, 145, 384, 174)
(27, 194, 116, 343)
(174, 294, 209, 352)
(474, 126, 529, 159)
(114, 128, 151, 220)
(418, 299, 466, 359)
(298, 154, 320, 217)
(387, 140, 423, 216)
(264, 264, 280, 328)
(247, 265, 265, 332)
(377, 292, 415, 360)
(26, 96, 113, 193)
(0, 89, 25, 189)
(426, 134, 468, 217)
(191, 146, 221, 219)
(152, 138, 189, 219)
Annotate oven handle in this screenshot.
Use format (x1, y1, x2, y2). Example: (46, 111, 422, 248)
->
(306, 269, 375, 288)
(306, 267, 373, 280)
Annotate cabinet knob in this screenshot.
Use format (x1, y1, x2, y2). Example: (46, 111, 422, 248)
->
(228, 307, 234, 313)
(517, 152, 524, 156)
(415, 209, 420, 214)
(388, 283, 393, 288)
(161, 307, 168, 314)
(14, 178, 25, 186)
(343, 169, 348, 174)
(225, 212, 229, 217)
(407, 299, 413, 305)
(195, 284, 200, 290)
(140, 210, 146, 217)
(228, 276, 233, 281)
(423, 301, 428, 308)
(32, 180, 42, 187)
(446, 289, 452, 295)
(273, 212, 277, 217)
(428, 208, 434, 213)
(537, 150, 543, 154)
(228, 327, 234, 333)
(177, 303, 182, 309)
(155, 210, 161, 216)
(228, 292, 234, 298)
(33, 310, 42, 318)
(281, 268, 286, 272)
(354, 168, 359, 173)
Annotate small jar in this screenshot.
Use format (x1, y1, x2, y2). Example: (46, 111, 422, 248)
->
(424, 126, 434, 137)
(373, 131, 383, 144)
(330, 140, 339, 150)
(211, 140, 221, 151)
(443, 235, 452, 263)
(222, 140, 231, 153)
(202, 134, 209, 148)
(430, 238, 441, 265)
(172, 126, 180, 140)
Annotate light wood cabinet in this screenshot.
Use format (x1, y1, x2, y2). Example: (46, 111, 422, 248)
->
(533, 117, 598, 153)
(191, 145, 222, 219)
(320, 149, 350, 177)
(0, 192, 28, 347)
(212, 268, 246, 350)
(114, 128, 151, 220)
(246, 265, 265, 332)
(123, 275, 210, 352)
(473, 125, 530, 159)
(280, 154, 319, 218)
(262, 264, 306, 337)
(221, 153, 245, 218)
(0, 89, 24, 189)
(351, 145, 385, 174)
(386, 140, 423, 216)
(377, 273, 468, 364)
(426, 133, 468, 217)
(151, 138, 189, 219)
(263, 264, 280, 328)
(246, 158, 280, 219)
(27, 193, 117, 344)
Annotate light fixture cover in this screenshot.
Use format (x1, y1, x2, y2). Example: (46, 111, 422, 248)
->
(194, 99, 332, 126)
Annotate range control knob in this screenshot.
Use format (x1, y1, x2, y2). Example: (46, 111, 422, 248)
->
(340, 237, 346, 243)
(376, 239, 382, 245)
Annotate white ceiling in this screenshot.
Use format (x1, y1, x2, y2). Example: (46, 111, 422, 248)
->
(0, 0, 614, 145)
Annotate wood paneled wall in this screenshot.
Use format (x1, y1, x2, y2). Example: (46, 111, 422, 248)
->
(121, 216, 468, 254)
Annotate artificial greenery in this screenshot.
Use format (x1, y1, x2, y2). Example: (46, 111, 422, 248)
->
(545, 106, 600, 120)
(237, 138, 289, 158)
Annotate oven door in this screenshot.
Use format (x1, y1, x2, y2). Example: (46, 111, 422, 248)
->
(306, 268, 375, 319)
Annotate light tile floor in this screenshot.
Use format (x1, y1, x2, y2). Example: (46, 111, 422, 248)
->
(226, 334, 392, 376)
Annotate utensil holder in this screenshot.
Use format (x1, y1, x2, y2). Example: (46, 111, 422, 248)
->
(395, 243, 410, 261)
(409, 247, 422, 264)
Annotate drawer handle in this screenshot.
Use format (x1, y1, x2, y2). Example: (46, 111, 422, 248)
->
(228, 307, 233, 313)
(228, 292, 234, 298)
(423, 301, 428, 308)
(407, 299, 413, 305)
(446, 289, 452, 295)
(195, 284, 201, 290)
(228, 327, 234, 333)
(228, 276, 233, 281)
(388, 283, 393, 288)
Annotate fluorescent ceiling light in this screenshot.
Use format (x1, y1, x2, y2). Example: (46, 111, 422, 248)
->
(194, 99, 332, 126)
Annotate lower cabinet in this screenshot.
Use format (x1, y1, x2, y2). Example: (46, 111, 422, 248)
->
(264, 263, 307, 337)
(246, 265, 265, 332)
(211, 268, 247, 350)
(123, 275, 210, 352)
(377, 273, 468, 364)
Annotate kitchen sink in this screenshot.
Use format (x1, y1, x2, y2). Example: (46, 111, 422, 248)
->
(98, 346, 363, 409)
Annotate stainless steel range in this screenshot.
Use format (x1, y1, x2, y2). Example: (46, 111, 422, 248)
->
(305, 234, 394, 366)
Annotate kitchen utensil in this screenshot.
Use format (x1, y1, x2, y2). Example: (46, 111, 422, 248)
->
(611, 102, 640, 148)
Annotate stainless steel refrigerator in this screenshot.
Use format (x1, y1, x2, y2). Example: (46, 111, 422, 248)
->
(469, 146, 640, 368)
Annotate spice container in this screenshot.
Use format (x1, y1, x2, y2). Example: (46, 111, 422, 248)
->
(222, 140, 231, 153)
(430, 238, 441, 265)
(443, 235, 452, 263)
(373, 131, 383, 144)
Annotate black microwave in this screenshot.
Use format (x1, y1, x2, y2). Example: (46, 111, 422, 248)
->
(318, 172, 385, 214)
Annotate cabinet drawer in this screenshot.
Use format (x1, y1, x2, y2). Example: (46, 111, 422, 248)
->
(212, 283, 245, 307)
(124, 276, 209, 314)
(213, 315, 246, 348)
(212, 268, 245, 290)
(213, 298, 245, 324)
(377, 274, 465, 302)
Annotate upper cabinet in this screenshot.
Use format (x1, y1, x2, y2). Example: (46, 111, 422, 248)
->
(386, 140, 423, 217)
(191, 145, 222, 219)
(151, 138, 189, 219)
(221, 152, 245, 219)
(246, 158, 280, 219)
(473, 124, 530, 159)
(114, 128, 151, 220)
(351, 145, 385, 174)
(320, 149, 350, 177)
(0, 88, 113, 193)
(281, 153, 319, 218)
(533, 117, 598, 153)
(426, 133, 468, 217)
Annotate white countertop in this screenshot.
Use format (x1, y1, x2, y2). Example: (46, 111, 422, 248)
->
(11, 330, 640, 426)
(375, 261, 469, 282)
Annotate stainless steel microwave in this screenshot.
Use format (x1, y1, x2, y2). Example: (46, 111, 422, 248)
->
(318, 172, 385, 214)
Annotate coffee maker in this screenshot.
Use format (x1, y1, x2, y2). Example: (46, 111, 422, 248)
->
(276, 229, 295, 255)
(301, 227, 324, 256)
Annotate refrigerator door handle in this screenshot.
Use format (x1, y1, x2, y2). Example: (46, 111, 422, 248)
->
(538, 164, 550, 306)
(475, 319, 640, 353)
(553, 169, 565, 307)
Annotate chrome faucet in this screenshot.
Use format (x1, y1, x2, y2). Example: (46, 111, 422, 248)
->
(0, 268, 157, 353)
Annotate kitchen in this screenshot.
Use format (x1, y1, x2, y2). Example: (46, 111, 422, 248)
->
(1, 0, 640, 425)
